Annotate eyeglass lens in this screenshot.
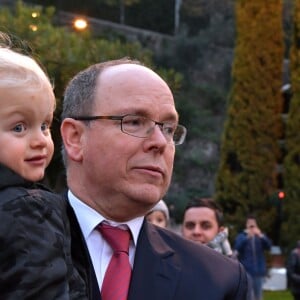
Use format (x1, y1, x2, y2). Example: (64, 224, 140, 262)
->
(121, 115, 186, 145)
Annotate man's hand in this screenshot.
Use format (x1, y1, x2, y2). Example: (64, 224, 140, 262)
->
(246, 220, 263, 237)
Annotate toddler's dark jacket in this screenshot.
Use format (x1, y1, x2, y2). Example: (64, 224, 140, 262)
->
(0, 163, 87, 299)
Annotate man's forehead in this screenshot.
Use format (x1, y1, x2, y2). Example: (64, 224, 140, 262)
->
(95, 64, 176, 116)
(246, 219, 257, 225)
(101, 63, 158, 80)
(185, 207, 216, 219)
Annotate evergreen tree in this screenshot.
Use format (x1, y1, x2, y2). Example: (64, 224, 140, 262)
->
(215, 0, 284, 240)
(282, 0, 300, 250)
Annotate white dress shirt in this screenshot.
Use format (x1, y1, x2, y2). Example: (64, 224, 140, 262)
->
(68, 190, 144, 290)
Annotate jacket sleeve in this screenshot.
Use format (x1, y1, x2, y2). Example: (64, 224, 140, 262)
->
(234, 232, 248, 252)
(260, 234, 272, 250)
(0, 193, 70, 300)
(287, 251, 300, 284)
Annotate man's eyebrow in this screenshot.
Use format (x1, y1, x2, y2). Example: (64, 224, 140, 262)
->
(118, 109, 179, 122)
(185, 221, 196, 225)
(164, 114, 179, 122)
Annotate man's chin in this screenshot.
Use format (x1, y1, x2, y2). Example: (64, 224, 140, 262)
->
(134, 182, 166, 197)
(192, 239, 205, 244)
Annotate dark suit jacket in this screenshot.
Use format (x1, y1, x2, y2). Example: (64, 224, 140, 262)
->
(67, 200, 250, 300)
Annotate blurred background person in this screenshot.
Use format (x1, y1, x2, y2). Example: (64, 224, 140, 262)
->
(234, 215, 272, 300)
(287, 240, 300, 300)
(146, 199, 169, 228)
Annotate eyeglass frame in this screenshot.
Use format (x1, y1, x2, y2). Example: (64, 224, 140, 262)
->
(70, 114, 187, 145)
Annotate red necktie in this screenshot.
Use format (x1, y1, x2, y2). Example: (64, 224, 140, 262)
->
(98, 223, 132, 300)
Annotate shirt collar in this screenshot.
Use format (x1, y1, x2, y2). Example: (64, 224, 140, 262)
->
(68, 190, 144, 246)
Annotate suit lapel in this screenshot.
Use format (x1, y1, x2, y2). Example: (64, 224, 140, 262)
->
(67, 194, 181, 300)
(128, 221, 181, 300)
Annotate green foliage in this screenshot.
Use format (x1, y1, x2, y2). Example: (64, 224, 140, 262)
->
(0, 1, 154, 96)
(156, 17, 235, 77)
(156, 67, 183, 92)
(263, 290, 293, 300)
(215, 0, 285, 243)
(180, 0, 235, 36)
(151, 2, 235, 218)
(0, 1, 182, 188)
(282, 0, 300, 250)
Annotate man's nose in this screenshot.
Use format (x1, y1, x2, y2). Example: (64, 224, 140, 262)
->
(148, 124, 169, 144)
(192, 224, 202, 234)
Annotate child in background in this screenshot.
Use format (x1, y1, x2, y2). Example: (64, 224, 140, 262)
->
(0, 33, 85, 299)
(146, 199, 170, 228)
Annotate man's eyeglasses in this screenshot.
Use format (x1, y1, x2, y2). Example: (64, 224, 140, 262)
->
(71, 114, 187, 145)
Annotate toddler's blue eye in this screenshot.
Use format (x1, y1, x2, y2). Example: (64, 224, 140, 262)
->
(13, 124, 25, 132)
(41, 122, 49, 131)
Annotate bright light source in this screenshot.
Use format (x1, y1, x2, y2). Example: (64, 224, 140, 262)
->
(29, 24, 38, 32)
(32, 12, 39, 18)
(73, 18, 88, 31)
(278, 191, 285, 199)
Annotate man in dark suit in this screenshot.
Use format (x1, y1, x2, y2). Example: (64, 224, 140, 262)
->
(60, 58, 251, 300)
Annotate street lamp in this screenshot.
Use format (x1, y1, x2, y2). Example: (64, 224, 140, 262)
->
(29, 11, 39, 32)
(73, 18, 88, 31)
(29, 24, 38, 32)
(31, 12, 40, 18)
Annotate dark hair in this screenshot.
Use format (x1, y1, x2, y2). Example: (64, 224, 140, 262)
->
(184, 197, 224, 227)
(246, 214, 257, 222)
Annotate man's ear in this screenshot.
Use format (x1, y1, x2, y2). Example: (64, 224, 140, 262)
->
(60, 118, 85, 162)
